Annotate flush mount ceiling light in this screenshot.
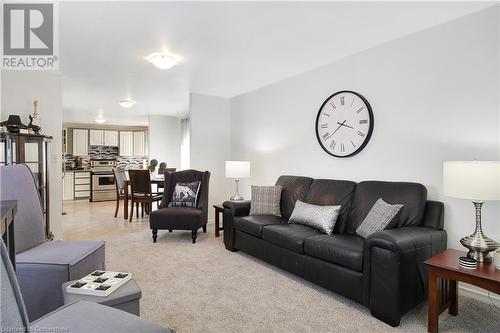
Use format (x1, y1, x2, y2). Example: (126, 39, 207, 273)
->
(119, 99, 136, 108)
(95, 117, 106, 124)
(145, 52, 177, 70)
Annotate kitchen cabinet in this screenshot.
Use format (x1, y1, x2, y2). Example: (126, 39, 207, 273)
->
(72, 129, 88, 156)
(74, 171, 90, 199)
(104, 130, 118, 146)
(89, 130, 104, 146)
(119, 131, 134, 156)
(133, 131, 146, 157)
(63, 172, 74, 200)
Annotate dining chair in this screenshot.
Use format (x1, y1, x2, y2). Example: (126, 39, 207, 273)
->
(128, 169, 163, 222)
(156, 168, 176, 191)
(112, 167, 127, 218)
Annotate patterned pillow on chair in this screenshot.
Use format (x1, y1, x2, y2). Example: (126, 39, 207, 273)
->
(168, 181, 201, 208)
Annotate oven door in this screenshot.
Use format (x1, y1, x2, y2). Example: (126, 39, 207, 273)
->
(92, 173, 116, 191)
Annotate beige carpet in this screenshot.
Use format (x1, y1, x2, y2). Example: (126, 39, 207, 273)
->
(99, 227, 500, 333)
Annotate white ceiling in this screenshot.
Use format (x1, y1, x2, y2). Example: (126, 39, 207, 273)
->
(60, 1, 495, 125)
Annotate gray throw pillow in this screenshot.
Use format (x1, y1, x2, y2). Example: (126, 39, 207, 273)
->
(356, 198, 403, 239)
(168, 181, 201, 208)
(249, 185, 282, 216)
(289, 200, 341, 235)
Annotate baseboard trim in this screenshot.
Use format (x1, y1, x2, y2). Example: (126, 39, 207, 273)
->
(459, 284, 500, 304)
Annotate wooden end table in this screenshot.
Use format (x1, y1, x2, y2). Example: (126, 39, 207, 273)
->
(213, 205, 224, 237)
(425, 249, 500, 333)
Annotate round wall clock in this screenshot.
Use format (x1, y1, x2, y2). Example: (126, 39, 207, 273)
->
(315, 90, 374, 158)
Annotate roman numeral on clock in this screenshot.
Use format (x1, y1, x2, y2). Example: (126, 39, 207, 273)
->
(357, 131, 365, 137)
(340, 96, 345, 105)
(320, 124, 328, 129)
(330, 102, 336, 110)
(359, 119, 368, 124)
(322, 132, 330, 141)
(341, 143, 345, 153)
(330, 140, 336, 150)
(356, 106, 365, 114)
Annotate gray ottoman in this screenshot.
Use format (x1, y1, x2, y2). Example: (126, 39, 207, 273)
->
(62, 278, 142, 316)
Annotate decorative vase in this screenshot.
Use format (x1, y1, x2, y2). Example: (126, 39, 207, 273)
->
(29, 100, 42, 134)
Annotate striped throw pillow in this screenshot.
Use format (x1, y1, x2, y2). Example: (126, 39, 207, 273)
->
(356, 198, 403, 239)
(249, 185, 282, 216)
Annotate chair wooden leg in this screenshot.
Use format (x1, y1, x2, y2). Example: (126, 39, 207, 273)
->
(129, 200, 134, 223)
(192, 230, 197, 244)
(152, 229, 158, 243)
(168, 229, 172, 232)
(202, 225, 207, 233)
(141, 203, 144, 218)
(114, 198, 120, 218)
(136, 202, 139, 218)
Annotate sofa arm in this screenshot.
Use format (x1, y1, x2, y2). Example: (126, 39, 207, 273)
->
(363, 227, 447, 327)
(222, 201, 250, 252)
(223, 200, 251, 217)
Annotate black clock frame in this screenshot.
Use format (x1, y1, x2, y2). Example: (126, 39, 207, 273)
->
(315, 90, 374, 158)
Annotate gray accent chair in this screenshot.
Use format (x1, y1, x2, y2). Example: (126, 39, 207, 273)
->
(0, 165, 105, 321)
(1, 240, 172, 333)
(149, 170, 210, 244)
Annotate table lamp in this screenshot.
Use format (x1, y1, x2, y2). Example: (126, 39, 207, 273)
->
(443, 161, 500, 262)
(225, 161, 250, 201)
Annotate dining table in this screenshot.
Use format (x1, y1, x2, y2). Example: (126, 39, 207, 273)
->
(123, 178, 165, 220)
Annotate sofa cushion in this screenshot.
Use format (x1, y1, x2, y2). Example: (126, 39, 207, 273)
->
(275, 176, 314, 219)
(16, 240, 105, 279)
(32, 300, 171, 333)
(304, 234, 364, 272)
(262, 224, 322, 254)
(345, 181, 427, 234)
(233, 215, 287, 238)
(150, 207, 203, 230)
(304, 179, 357, 234)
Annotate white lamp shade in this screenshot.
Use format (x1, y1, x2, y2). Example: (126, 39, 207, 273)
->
(225, 161, 250, 178)
(443, 161, 500, 201)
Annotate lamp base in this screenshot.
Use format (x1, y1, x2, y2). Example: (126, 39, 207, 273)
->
(230, 193, 244, 201)
(230, 178, 244, 201)
(460, 233, 499, 263)
(459, 201, 500, 263)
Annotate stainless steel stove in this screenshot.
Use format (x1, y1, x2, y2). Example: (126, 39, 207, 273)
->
(90, 159, 117, 202)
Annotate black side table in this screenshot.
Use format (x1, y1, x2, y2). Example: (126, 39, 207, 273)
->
(213, 205, 224, 237)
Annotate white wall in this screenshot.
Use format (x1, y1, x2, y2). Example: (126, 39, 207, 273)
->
(230, 7, 500, 251)
(1, 71, 64, 239)
(190, 93, 231, 221)
(148, 115, 181, 169)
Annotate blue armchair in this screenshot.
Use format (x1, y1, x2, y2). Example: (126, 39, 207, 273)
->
(1, 240, 171, 333)
(0, 165, 105, 320)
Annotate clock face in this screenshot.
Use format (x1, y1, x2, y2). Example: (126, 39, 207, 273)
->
(315, 91, 374, 158)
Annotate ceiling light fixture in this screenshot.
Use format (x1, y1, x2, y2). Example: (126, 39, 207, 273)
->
(95, 117, 106, 124)
(119, 99, 136, 108)
(146, 52, 177, 70)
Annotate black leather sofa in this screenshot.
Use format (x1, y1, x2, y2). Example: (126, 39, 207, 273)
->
(223, 176, 447, 327)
